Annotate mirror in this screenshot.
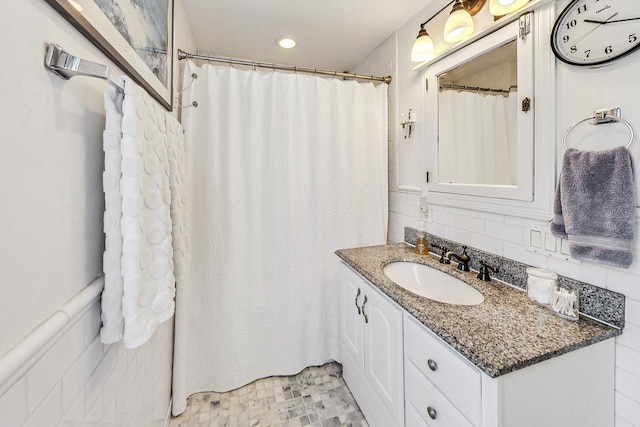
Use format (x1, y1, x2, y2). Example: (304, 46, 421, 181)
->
(426, 19, 534, 202)
(438, 40, 517, 186)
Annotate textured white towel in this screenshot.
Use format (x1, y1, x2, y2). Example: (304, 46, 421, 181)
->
(101, 77, 187, 348)
(166, 114, 191, 294)
(101, 86, 125, 344)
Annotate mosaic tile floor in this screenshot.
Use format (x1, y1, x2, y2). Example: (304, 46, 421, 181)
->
(169, 362, 369, 427)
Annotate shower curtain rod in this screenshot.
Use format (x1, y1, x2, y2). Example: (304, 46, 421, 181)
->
(439, 83, 517, 96)
(177, 49, 392, 84)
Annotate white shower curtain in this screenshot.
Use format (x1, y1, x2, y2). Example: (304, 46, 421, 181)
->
(172, 61, 388, 415)
(439, 90, 517, 185)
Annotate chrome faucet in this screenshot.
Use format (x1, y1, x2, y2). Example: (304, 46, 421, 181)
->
(446, 246, 470, 271)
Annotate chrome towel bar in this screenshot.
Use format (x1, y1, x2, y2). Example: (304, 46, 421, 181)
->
(44, 43, 124, 91)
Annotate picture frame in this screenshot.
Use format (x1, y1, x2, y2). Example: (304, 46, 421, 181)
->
(45, 0, 174, 111)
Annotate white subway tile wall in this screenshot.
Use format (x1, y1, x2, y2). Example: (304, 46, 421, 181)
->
(0, 300, 173, 426)
(389, 192, 640, 425)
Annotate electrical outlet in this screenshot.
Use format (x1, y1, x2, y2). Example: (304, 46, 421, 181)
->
(525, 224, 580, 263)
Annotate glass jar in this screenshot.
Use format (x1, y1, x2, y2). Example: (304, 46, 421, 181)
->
(526, 267, 558, 306)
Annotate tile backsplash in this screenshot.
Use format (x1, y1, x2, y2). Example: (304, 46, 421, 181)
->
(405, 227, 625, 329)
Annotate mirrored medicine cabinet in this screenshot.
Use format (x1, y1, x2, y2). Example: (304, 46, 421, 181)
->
(426, 19, 534, 202)
(416, 6, 563, 222)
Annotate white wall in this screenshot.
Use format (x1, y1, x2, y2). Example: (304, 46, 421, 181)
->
(0, 0, 195, 425)
(358, 0, 640, 425)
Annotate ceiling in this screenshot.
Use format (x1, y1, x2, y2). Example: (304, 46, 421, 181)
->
(181, 0, 433, 72)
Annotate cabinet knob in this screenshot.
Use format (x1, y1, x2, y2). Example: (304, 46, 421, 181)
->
(427, 359, 437, 371)
(354, 288, 361, 315)
(427, 406, 437, 420)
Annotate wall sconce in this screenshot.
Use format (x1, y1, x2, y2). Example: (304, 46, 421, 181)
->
(411, 25, 435, 62)
(401, 109, 416, 139)
(489, 0, 529, 16)
(444, 0, 476, 43)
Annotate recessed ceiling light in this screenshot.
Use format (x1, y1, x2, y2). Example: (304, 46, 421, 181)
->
(277, 37, 297, 49)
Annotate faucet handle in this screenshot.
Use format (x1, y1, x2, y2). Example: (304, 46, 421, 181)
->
(477, 260, 499, 282)
(480, 260, 499, 272)
(439, 246, 450, 264)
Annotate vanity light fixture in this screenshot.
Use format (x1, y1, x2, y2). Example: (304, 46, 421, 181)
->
(489, 0, 529, 17)
(411, 25, 435, 62)
(276, 36, 297, 49)
(412, 0, 486, 62)
(444, 0, 475, 43)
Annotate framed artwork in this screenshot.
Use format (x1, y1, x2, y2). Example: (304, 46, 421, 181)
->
(45, 0, 174, 110)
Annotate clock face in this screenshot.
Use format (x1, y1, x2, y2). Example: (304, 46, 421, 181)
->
(551, 0, 640, 66)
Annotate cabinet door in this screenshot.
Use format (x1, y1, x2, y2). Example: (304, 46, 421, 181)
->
(362, 284, 404, 424)
(339, 264, 365, 369)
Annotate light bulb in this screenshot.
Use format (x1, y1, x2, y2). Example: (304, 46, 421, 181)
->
(490, 0, 529, 16)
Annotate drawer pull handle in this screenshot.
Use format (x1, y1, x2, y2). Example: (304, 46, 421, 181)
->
(427, 359, 437, 371)
(354, 288, 361, 315)
(362, 295, 369, 324)
(427, 406, 437, 420)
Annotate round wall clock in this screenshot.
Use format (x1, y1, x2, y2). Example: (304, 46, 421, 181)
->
(550, 0, 640, 66)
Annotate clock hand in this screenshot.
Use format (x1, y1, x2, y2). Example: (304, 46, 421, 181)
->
(572, 12, 618, 46)
(584, 17, 640, 24)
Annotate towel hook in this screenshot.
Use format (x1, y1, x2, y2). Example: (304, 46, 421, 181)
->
(563, 107, 634, 150)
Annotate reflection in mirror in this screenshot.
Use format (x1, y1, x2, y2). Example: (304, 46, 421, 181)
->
(438, 40, 517, 186)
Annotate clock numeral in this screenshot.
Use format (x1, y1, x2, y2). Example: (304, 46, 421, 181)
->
(563, 35, 570, 43)
(604, 45, 613, 54)
(585, 49, 591, 58)
(570, 45, 577, 53)
(565, 19, 577, 30)
(630, 33, 638, 43)
(576, 4, 587, 14)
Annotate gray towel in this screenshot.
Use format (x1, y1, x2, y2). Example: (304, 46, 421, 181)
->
(551, 146, 635, 268)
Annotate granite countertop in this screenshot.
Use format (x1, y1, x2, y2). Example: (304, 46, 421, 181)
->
(335, 243, 621, 378)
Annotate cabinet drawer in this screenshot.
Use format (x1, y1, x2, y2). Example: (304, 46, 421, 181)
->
(404, 316, 481, 424)
(406, 362, 474, 427)
(406, 402, 429, 427)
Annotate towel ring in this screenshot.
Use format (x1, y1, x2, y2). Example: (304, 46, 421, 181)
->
(563, 115, 634, 150)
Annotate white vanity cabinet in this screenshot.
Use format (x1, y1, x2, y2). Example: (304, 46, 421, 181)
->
(338, 262, 404, 427)
(404, 314, 615, 427)
(404, 316, 480, 426)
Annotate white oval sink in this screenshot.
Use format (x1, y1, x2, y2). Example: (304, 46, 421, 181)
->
(383, 262, 484, 306)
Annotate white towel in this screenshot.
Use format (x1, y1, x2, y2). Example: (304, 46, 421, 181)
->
(101, 77, 187, 348)
(101, 86, 125, 344)
(166, 114, 191, 294)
